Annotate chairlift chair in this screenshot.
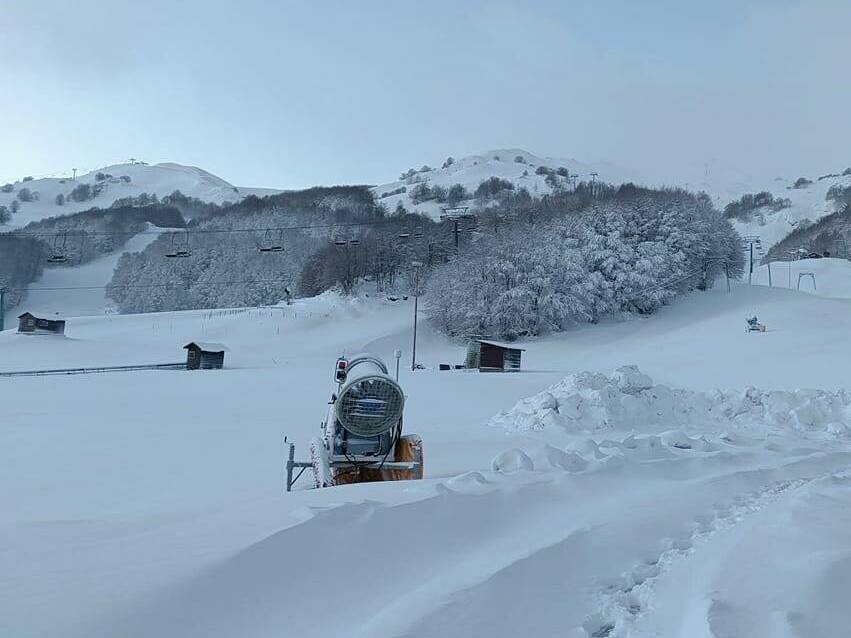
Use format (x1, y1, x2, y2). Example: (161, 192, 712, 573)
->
(165, 232, 191, 258)
(259, 229, 284, 253)
(46, 232, 69, 264)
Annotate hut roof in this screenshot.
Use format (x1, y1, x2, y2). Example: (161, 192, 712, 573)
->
(476, 339, 526, 351)
(18, 312, 66, 322)
(183, 341, 229, 353)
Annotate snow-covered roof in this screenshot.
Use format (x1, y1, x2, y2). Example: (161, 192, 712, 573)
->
(183, 341, 229, 352)
(17, 311, 66, 321)
(476, 339, 525, 351)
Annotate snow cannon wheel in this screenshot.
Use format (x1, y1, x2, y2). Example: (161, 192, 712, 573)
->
(310, 437, 332, 488)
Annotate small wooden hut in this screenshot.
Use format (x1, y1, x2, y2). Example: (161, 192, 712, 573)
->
(17, 312, 66, 335)
(465, 339, 525, 372)
(183, 342, 229, 370)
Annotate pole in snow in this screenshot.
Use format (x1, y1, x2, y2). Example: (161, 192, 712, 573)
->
(394, 349, 401, 381)
(410, 261, 422, 371)
(749, 242, 754, 285)
(767, 261, 772, 287)
(0, 288, 5, 331)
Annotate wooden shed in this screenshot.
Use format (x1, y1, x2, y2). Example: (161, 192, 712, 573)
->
(17, 312, 66, 335)
(465, 339, 525, 372)
(183, 342, 229, 370)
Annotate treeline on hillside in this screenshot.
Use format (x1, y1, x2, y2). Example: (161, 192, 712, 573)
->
(106, 186, 384, 313)
(723, 191, 790, 222)
(0, 236, 46, 308)
(106, 182, 744, 339)
(0, 202, 187, 310)
(762, 184, 851, 261)
(22, 203, 186, 265)
(427, 186, 744, 340)
(765, 205, 851, 261)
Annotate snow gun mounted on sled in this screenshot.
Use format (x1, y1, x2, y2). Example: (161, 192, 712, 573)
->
(746, 315, 766, 333)
(284, 354, 423, 491)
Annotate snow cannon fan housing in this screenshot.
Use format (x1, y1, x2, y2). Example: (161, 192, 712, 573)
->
(335, 368, 405, 438)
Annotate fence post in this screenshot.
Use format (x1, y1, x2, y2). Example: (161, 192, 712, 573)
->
(285, 438, 295, 492)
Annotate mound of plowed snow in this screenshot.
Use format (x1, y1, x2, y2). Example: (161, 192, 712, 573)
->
(491, 365, 851, 437)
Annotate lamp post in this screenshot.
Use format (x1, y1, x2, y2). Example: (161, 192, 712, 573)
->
(410, 261, 423, 371)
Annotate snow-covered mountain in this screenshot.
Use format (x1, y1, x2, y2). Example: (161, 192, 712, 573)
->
(374, 149, 851, 254)
(0, 162, 282, 230)
(372, 148, 636, 217)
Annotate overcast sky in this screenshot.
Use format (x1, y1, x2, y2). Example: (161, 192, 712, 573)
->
(2, 0, 849, 189)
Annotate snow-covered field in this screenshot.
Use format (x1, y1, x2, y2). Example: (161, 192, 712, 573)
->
(752, 257, 851, 300)
(3, 277, 851, 637)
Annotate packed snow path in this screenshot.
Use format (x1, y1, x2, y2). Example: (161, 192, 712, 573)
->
(3, 283, 851, 637)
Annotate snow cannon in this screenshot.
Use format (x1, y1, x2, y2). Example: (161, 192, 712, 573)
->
(284, 354, 423, 491)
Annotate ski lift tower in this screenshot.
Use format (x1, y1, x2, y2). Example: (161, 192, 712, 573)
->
(440, 206, 477, 250)
(741, 235, 762, 285)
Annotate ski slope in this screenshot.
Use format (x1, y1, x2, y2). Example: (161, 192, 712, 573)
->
(3, 281, 851, 637)
(2, 227, 163, 327)
(752, 256, 851, 299)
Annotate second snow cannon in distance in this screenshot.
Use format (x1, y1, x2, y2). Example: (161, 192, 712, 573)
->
(306, 354, 423, 488)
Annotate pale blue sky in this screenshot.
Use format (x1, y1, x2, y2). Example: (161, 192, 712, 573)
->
(1, 0, 849, 188)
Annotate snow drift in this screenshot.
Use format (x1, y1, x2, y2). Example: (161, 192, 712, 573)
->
(491, 365, 851, 437)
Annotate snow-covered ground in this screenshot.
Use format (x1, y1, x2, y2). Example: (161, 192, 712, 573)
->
(3, 276, 851, 637)
(752, 257, 851, 299)
(0, 162, 282, 230)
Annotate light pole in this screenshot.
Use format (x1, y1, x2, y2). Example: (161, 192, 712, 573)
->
(410, 261, 423, 371)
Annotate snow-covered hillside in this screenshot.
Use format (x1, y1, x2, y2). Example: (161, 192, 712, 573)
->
(372, 149, 635, 217)
(729, 172, 851, 250)
(3, 277, 851, 637)
(373, 149, 850, 254)
(0, 162, 282, 230)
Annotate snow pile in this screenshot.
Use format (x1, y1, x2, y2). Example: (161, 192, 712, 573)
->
(491, 365, 851, 437)
(490, 448, 534, 473)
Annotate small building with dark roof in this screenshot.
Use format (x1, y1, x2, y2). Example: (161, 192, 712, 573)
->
(465, 339, 525, 372)
(183, 341, 229, 370)
(17, 312, 66, 335)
